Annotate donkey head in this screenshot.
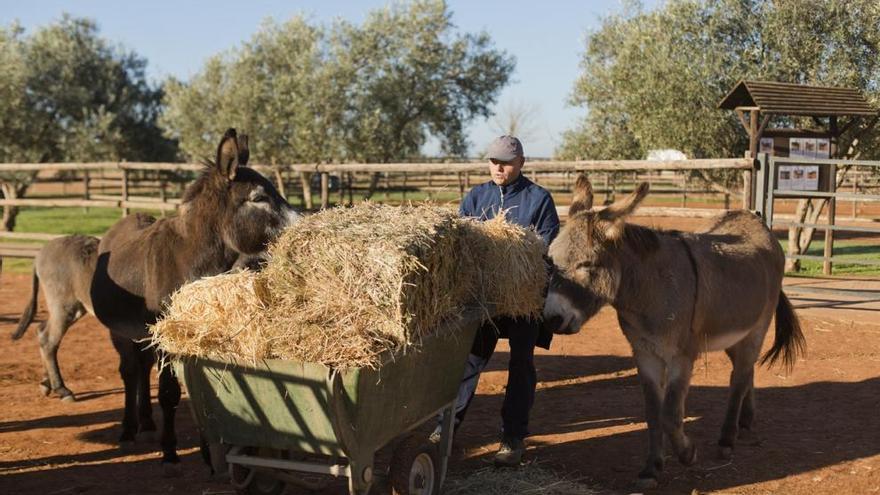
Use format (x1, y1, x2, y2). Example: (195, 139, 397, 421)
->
(543, 175, 650, 335)
(183, 128, 299, 261)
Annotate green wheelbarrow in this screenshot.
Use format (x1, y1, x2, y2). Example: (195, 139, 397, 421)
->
(175, 309, 483, 495)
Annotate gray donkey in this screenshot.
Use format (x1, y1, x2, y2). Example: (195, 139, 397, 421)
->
(542, 175, 805, 489)
(11, 234, 99, 402)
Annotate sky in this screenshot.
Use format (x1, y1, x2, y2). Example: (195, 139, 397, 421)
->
(4, 0, 660, 158)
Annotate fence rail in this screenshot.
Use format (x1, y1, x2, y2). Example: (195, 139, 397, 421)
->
(0, 157, 757, 262)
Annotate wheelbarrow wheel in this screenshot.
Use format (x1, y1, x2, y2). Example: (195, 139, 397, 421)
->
(390, 435, 440, 495)
(228, 447, 286, 495)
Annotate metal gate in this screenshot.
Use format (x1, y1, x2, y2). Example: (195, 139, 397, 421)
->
(755, 154, 880, 275)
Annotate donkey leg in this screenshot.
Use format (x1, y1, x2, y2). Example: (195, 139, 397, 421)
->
(135, 345, 157, 442)
(36, 306, 78, 402)
(719, 335, 762, 458)
(158, 354, 182, 476)
(110, 334, 141, 446)
(632, 348, 667, 488)
(739, 387, 756, 432)
(662, 355, 697, 466)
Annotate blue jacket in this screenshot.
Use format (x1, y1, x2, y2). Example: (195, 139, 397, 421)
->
(459, 174, 560, 247)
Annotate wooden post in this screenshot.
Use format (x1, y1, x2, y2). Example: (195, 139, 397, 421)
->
(745, 109, 760, 209)
(824, 116, 839, 275)
(273, 167, 287, 199)
(457, 172, 465, 200)
(681, 175, 688, 208)
(852, 177, 858, 219)
(121, 168, 129, 217)
(402, 172, 408, 201)
(338, 171, 346, 205)
(320, 172, 329, 209)
(823, 163, 837, 275)
(82, 170, 90, 200)
(347, 172, 354, 206)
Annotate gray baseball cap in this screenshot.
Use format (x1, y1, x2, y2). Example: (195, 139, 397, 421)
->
(486, 135, 524, 161)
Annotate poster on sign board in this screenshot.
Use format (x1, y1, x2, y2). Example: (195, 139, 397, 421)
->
(816, 138, 830, 158)
(804, 138, 817, 159)
(789, 138, 803, 158)
(759, 137, 774, 155)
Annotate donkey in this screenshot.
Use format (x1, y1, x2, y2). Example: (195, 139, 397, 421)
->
(11, 234, 99, 402)
(11, 238, 266, 404)
(543, 175, 805, 489)
(89, 128, 299, 475)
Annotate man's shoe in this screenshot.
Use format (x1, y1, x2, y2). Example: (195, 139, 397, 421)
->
(493, 436, 525, 467)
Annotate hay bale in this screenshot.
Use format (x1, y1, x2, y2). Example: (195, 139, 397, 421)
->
(458, 214, 547, 320)
(152, 203, 548, 368)
(443, 464, 600, 494)
(262, 203, 468, 347)
(150, 270, 273, 364)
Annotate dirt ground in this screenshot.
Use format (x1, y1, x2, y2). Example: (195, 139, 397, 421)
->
(1, 216, 879, 494)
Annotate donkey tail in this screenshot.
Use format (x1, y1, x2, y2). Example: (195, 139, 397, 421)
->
(760, 291, 806, 371)
(11, 269, 40, 340)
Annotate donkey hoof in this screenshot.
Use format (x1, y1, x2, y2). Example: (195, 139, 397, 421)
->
(39, 384, 51, 397)
(59, 392, 77, 403)
(679, 443, 698, 466)
(635, 475, 659, 490)
(718, 445, 733, 460)
(162, 462, 182, 478)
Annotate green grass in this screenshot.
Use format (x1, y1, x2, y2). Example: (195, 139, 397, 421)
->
(783, 239, 880, 277)
(2, 207, 164, 274)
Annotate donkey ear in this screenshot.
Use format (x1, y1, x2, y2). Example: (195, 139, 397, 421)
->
(237, 133, 249, 166)
(216, 128, 239, 181)
(599, 182, 649, 240)
(568, 174, 594, 216)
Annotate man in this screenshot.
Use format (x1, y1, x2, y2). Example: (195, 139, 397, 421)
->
(433, 135, 559, 467)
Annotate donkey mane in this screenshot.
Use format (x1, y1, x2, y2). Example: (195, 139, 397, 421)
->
(621, 224, 662, 256)
(180, 164, 220, 204)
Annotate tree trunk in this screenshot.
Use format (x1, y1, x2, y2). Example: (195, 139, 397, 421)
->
(363, 172, 381, 200)
(1, 182, 27, 232)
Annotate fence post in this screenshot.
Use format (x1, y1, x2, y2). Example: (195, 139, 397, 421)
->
(402, 172, 408, 201)
(121, 167, 129, 217)
(681, 175, 688, 208)
(82, 170, 90, 200)
(457, 172, 465, 201)
(741, 168, 752, 209)
(852, 177, 858, 219)
(823, 163, 837, 275)
(273, 167, 287, 199)
(320, 172, 329, 209)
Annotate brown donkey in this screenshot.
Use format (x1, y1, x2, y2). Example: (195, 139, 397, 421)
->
(90, 129, 299, 475)
(11, 234, 99, 402)
(542, 175, 805, 489)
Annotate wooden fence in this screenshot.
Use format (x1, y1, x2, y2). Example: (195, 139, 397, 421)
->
(0, 158, 753, 259)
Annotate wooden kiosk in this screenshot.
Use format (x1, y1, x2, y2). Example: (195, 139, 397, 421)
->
(719, 80, 877, 202)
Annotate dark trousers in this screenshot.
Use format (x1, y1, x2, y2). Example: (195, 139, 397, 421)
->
(457, 316, 539, 439)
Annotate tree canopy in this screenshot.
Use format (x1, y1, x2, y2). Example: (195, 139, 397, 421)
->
(557, 0, 880, 161)
(162, 0, 515, 164)
(0, 15, 175, 164)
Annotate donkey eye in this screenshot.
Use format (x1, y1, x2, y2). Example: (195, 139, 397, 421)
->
(251, 193, 269, 203)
